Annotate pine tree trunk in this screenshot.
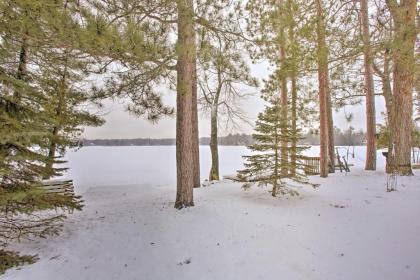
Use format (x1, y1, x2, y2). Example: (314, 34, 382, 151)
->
(208, 61, 223, 182)
(361, 0, 377, 171)
(13, 39, 27, 102)
(175, 0, 196, 209)
(16, 41, 27, 81)
(209, 105, 219, 181)
(387, 0, 416, 175)
(279, 2, 288, 177)
(288, 18, 297, 177)
(380, 54, 395, 174)
(290, 76, 297, 176)
(192, 61, 200, 188)
(45, 57, 68, 179)
(45, 127, 58, 178)
(316, 0, 329, 178)
(273, 129, 279, 197)
(280, 72, 288, 177)
(45, 0, 70, 179)
(326, 75, 335, 173)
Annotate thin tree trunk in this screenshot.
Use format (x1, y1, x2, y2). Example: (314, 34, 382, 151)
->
(192, 59, 200, 188)
(316, 0, 329, 178)
(208, 53, 223, 182)
(273, 125, 279, 197)
(45, 57, 68, 179)
(13, 39, 28, 102)
(326, 74, 335, 173)
(373, 49, 393, 173)
(175, 0, 196, 208)
(279, 0, 288, 177)
(290, 76, 297, 176)
(386, 0, 416, 175)
(45, 0, 70, 179)
(382, 54, 395, 174)
(360, 0, 377, 170)
(288, 13, 297, 176)
(209, 105, 219, 181)
(45, 127, 59, 178)
(280, 67, 288, 177)
(16, 41, 27, 82)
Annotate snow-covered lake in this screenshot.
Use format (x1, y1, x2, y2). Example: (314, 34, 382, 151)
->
(63, 145, 386, 194)
(4, 146, 420, 280)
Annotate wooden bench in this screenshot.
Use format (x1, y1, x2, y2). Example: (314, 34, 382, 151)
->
(297, 151, 351, 176)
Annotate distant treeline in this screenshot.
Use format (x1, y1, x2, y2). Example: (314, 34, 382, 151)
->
(301, 128, 366, 146)
(83, 128, 366, 147)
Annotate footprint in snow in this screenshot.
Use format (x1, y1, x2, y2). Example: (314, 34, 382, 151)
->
(49, 255, 60, 260)
(330, 204, 346, 208)
(178, 258, 192, 266)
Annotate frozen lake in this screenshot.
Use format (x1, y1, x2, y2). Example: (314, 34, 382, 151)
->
(62, 145, 386, 193)
(6, 145, 419, 280)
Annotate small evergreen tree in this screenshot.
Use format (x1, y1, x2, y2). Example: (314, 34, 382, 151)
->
(238, 97, 314, 197)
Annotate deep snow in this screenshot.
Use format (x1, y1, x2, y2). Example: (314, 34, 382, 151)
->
(2, 146, 420, 280)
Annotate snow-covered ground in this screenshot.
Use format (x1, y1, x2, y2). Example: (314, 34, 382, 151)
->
(3, 146, 420, 280)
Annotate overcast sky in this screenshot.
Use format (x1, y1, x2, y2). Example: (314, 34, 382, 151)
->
(83, 62, 387, 139)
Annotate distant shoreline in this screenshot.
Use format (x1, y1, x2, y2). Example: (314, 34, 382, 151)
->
(82, 129, 368, 147)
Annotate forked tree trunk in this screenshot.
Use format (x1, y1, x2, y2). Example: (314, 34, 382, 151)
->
(360, 0, 377, 171)
(175, 0, 196, 208)
(316, 0, 329, 178)
(386, 0, 416, 175)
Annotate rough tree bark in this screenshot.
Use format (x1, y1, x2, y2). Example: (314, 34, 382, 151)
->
(326, 75, 335, 173)
(360, 0, 377, 171)
(379, 53, 395, 173)
(386, 0, 416, 175)
(175, 0, 196, 208)
(316, 0, 329, 178)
